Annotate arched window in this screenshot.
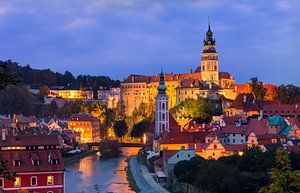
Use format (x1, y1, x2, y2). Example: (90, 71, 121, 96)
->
(31, 176, 37, 186)
(162, 113, 165, 121)
(162, 124, 165, 130)
(162, 103, 165, 110)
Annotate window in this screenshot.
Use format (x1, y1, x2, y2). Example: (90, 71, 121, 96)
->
(233, 139, 236, 143)
(214, 145, 217, 149)
(162, 103, 165, 110)
(0, 178, 3, 187)
(31, 176, 37, 186)
(14, 177, 21, 187)
(13, 160, 21, 166)
(47, 191, 53, 193)
(47, 176, 54, 185)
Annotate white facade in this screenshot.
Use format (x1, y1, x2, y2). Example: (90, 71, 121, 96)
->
(220, 133, 246, 145)
(155, 94, 169, 136)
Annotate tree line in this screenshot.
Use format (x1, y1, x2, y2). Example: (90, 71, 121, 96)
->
(173, 148, 300, 193)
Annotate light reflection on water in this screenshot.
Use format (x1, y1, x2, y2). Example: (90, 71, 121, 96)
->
(65, 147, 140, 193)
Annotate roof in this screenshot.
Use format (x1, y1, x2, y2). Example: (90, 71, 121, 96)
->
(68, 113, 99, 122)
(234, 83, 276, 95)
(224, 144, 246, 151)
(222, 125, 247, 134)
(160, 130, 207, 145)
(246, 118, 269, 135)
(0, 150, 64, 173)
(269, 115, 287, 126)
(261, 103, 300, 116)
(0, 135, 60, 147)
(229, 93, 258, 112)
(280, 125, 293, 135)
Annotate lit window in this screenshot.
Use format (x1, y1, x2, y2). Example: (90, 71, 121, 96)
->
(47, 176, 53, 185)
(0, 178, 3, 187)
(14, 177, 21, 187)
(47, 191, 53, 193)
(31, 176, 37, 186)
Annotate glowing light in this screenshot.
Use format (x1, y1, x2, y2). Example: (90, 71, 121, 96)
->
(143, 133, 147, 144)
(238, 151, 244, 156)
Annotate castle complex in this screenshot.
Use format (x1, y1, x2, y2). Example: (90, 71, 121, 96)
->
(121, 22, 235, 115)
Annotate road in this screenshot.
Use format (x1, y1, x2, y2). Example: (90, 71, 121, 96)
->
(129, 156, 169, 193)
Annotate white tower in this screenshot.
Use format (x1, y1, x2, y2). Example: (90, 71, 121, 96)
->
(155, 69, 169, 136)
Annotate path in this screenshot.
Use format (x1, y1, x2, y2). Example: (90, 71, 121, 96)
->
(129, 156, 169, 193)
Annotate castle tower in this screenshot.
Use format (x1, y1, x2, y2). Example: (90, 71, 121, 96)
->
(155, 69, 169, 136)
(201, 19, 219, 85)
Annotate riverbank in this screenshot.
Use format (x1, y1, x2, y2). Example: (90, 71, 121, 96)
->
(63, 150, 96, 165)
(126, 158, 141, 192)
(129, 155, 170, 193)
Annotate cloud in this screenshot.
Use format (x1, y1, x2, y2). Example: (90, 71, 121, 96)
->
(63, 17, 96, 30)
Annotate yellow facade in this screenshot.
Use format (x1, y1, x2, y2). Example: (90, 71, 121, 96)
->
(49, 90, 93, 100)
(160, 143, 189, 151)
(68, 120, 100, 143)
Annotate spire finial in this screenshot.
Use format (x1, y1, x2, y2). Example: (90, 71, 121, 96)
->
(208, 16, 211, 31)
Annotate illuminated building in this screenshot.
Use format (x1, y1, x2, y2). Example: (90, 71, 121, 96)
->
(48, 89, 93, 100)
(121, 21, 235, 115)
(68, 114, 100, 143)
(0, 134, 64, 193)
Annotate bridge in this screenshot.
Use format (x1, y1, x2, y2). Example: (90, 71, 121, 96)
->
(86, 142, 143, 151)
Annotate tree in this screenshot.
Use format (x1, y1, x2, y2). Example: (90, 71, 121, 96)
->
(171, 98, 212, 123)
(113, 120, 128, 139)
(275, 84, 300, 104)
(130, 119, 151, 138)
(114, 99, 126, 121)
(249, 77, 267, 100)
(0, 85, 34, 116)
(0, 61, 20, 90)
(259, 148, 300, 193)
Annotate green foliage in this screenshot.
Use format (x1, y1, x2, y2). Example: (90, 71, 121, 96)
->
(259, 148, 300, 193)
(171, 98, 212, 123)
(1, 60, 120, 89)
(275, 84, 300, 104)
(57, 101, 82, 118)
(114, 99, 126, 121)
(0, 61, 20, 90)
(172, 148, 294, 193)
(113, 120, 128, 139)
(0, 161, 17, 181)
(130, 119, 151, 138)
(249, 77, 267, 100)
(0, 85, 35, 116)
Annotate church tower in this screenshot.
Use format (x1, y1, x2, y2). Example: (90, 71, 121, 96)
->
(201, 19, 219, 85)
(155, 69, 169, 136)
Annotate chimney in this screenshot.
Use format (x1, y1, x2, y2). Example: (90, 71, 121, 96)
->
(180, 127, 183, 132)
(2, 129, 6, 141)
(131, 76, 135, 82)
(209, 83, 212, 90)
(202, 123, 206, 128)
(258, 110, 263, 121)
(243, 95, 247, 103)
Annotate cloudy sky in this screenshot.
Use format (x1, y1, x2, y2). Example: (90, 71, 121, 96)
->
(0, 0, 299, 85)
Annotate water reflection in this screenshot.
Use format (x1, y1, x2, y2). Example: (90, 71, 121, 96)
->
(65, 147, 140, 193)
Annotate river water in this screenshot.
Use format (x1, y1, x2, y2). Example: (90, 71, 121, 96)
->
(65, 147, 140, 193)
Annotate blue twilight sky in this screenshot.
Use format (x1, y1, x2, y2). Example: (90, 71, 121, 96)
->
(0, 0, 299, 85)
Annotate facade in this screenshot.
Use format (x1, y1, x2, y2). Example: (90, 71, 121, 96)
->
(48, 89, 93, 100)
(97, 87, 120, 108)
(0, 134, 64, 193)
(155, 71, 170, 136)
(121, 23, 235, 115)
(68, 114, 100, 143)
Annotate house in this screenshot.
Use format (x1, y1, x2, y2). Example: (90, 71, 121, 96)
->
(11, 115, 38, 129)
(162, 149, 196, 177)
(224, 94, 259, 117)
(0, 133, 64, 193)
(68, 114, 100, 143)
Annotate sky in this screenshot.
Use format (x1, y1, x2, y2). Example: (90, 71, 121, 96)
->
(0, 0, 299, 85)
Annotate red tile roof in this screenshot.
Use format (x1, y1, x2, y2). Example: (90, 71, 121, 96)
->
(0, 135, 60, 147)
(229, 93, 258, 112)
(224, 144, 247, 151)
(0, 150, 64, 173)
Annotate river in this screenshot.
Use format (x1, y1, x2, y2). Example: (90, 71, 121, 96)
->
(65, 147, 140, 193)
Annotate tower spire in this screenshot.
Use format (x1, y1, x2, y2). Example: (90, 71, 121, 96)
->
(158, 67, 167, 94)
(208, 16, 211, 31)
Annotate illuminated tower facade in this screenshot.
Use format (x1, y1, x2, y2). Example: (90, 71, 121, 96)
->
(155, 70, 169, 136)
(201, 20, 219, 85)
